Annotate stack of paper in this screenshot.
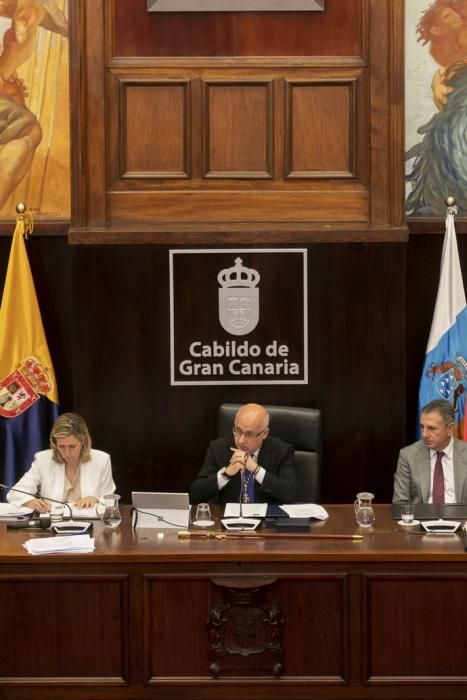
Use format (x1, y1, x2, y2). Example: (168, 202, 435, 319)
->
(23, 535, 95, 555)
(280, 504, 329, 520)
(0, 502, 32, 522)
(69, 505, 100, 520)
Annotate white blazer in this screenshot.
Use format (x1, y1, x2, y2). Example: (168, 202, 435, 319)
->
(6, 449, 116, 508)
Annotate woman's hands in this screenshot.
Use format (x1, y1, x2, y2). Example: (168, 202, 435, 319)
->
(73, 496, 99, 509)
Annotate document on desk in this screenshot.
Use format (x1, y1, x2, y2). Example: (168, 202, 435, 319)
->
(23, 535, 95, 555)
(69, 505, 100, 520)
(224, 503, 268, 518)
(279, 504, 329, 520)
(0, 503, 33, 522)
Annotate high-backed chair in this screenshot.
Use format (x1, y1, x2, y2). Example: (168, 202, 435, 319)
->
(217, 403, 322, 503)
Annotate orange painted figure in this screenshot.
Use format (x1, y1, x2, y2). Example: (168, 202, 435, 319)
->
(0, 0, 67, 209)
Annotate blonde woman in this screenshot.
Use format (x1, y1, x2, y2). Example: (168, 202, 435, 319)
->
(6, 413, 115, 512)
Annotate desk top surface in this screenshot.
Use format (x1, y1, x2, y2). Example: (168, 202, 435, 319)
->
(1, 504, 467, 563)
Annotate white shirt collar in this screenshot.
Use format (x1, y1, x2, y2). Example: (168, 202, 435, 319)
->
(429, 436, 454, 459)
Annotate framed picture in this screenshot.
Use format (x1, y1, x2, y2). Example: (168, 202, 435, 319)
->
(405, 0, 467, 217)
(0, 0, 70, 222)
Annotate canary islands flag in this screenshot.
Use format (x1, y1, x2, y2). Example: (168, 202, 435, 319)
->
(418, 209, 467, 439)
(0, 219, 59, 488)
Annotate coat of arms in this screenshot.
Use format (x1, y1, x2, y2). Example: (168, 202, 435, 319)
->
(218, 258, 260, 336)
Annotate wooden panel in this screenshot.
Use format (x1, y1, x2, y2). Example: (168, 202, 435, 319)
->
(145, 575, 347, 680)
(0, 576, 128, 680)
(108, 189, 368, 223)
(121, 81, 190, 178)
(271, 577, 347, 678)
(366, 575, 467, 680)
(146, 578, 218, 677)
(70, 0, 405, 240)
(203, 81, 273, 178)
(285, 80, 354, 177)
(113, 0, 363, 57)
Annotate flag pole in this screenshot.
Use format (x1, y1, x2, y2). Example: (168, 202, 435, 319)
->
(14, 202, 33, 239)
(445, 195, 457, 216)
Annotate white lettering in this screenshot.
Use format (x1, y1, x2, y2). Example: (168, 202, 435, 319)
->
(189, 342, 202, 357)
(228, 359, 300, 375)
(179, 360, 224, 376)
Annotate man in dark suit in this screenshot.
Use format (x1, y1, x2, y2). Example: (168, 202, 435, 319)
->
(189, 403, 298, 506)
(393, 399, 467, 503)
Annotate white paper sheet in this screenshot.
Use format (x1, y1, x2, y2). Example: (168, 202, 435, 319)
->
(23, 534, 95, 555)
(279, 504, 329, 520)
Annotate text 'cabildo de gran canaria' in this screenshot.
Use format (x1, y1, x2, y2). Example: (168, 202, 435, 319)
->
(179, 340, 301, 376)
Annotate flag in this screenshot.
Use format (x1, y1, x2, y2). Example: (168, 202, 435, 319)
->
(418, 209, 467, 439)
(0, 218, 59, 488)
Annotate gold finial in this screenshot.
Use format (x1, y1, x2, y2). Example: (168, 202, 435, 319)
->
(445, 195, 456, 207)
(15, 202, 33, 238)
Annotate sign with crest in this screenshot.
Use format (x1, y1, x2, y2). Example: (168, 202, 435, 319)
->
(170, 249, 307, 385)
(148, 1, 324, 11)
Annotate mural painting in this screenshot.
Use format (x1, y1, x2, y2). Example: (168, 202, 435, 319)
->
(0, 0, 69, 221)
(406, 0, 467, 216)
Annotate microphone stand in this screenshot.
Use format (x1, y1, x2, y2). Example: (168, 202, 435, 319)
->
(0, 483, 73, 520)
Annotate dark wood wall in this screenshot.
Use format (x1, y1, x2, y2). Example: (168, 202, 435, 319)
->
(1, 231, 446, 504)
(1, 0, 454, 504)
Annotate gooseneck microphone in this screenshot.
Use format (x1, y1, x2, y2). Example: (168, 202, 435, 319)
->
(0, 482, 73, 523)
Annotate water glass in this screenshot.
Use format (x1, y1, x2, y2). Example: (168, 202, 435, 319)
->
(193, 503, 214, 527)
(400, 503, 415, 525)
(100, 494, 122, 528)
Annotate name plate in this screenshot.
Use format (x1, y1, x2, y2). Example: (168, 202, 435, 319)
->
(148, 1, 324, 11)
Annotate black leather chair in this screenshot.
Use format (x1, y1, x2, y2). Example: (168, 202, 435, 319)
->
(217, 403, 322, 503)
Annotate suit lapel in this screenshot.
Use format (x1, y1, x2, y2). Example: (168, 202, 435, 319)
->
(453, 439, 467, 502)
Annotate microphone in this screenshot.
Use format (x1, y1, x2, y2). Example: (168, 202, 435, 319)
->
(0, 483, 73, 520)
(7, 513, 51, 529)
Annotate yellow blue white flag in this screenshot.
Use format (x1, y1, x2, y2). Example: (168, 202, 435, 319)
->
(0, 219, 59, 486)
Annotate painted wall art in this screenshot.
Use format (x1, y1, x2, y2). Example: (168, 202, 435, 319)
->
(0, 0, 69, 221)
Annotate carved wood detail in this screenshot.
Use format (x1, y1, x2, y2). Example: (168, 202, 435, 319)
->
(70, 0, 407, 242)
(207, 583, 283, 678)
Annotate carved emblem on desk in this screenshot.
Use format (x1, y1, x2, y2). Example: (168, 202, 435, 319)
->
(207, 586, 283, 677)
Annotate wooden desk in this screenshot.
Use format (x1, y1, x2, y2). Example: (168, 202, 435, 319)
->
(1, 505, 467, 700)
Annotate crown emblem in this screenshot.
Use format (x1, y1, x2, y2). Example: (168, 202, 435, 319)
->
(217, 258, 260, 288)
(20, 356, 53, 395)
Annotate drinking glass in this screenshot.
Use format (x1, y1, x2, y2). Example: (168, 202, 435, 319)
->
(100, 494, 122, 528)
(193, 503, 214, 527)
(400, 503, 415, 525)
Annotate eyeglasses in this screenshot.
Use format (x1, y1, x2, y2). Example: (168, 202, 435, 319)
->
(232, 425, 268, 440)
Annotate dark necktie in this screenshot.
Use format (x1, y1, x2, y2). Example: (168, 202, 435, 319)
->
(242, 470, 255, 503)
(432, 451, 445, 503)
